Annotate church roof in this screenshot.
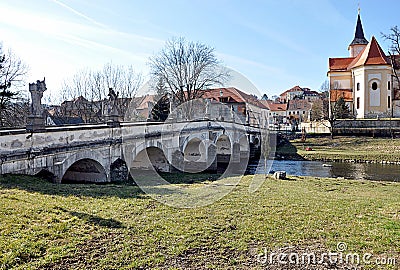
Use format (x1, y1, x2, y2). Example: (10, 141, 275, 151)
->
(329, 57, 355, 71)
(347, 36, 391, 69)
(349, 13, 368, 47)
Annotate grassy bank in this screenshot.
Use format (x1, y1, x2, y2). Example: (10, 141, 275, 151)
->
(0, 174, 399, 269)
(277, 136, 400, 163)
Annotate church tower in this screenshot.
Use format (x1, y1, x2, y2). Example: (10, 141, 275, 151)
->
(328, 8, 393, 119)
(348, 10, 369, 57)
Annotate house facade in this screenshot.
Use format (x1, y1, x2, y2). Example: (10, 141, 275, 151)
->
(202, 87, 269, 128)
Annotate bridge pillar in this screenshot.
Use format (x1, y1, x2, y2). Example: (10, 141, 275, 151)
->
(206, 144, 217, 172)
(231, 143, 241, 163)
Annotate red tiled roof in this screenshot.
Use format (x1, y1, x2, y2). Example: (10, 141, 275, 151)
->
(203, 87, 267, 108)
(280, 85, 303, 97)
(329, 57, 355, 71)
(261, 100, 287, 111)
(330, 89, 353, 102)
(348, 36, 390, 69)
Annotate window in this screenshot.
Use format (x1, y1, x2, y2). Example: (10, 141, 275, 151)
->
(356, 97, 360, 110)
(356, 82, 360, 91)
(303, 111, 305, 114)
(388, 96, 391, 109)
(388, 81, 391, 90)
(372, 82, 378, 90)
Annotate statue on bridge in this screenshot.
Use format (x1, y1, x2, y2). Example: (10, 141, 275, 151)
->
(27, 78, 47, 132)
(29, 78, 47, 117)
(106, 88, 120, 126)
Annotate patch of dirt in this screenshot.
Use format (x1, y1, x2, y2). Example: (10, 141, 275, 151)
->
(38, 232, 126, 270)
(154, 244, 359, 270)
(39, 240, 359, 270)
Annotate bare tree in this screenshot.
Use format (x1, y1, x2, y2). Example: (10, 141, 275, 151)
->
(0, 44, 29, 127)
(61, 62, 142, 123)
(321, 80, 351, 139)
(149, 37, 230, 105)
(382, 27, 400, 103)
(102, 63, 142, 116)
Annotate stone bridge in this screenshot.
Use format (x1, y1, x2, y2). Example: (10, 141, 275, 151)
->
(0, 120, 262, 183)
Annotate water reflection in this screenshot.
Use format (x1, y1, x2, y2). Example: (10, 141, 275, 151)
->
(247, 160, 400, 182)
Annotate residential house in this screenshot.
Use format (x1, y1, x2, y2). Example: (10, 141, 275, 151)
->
(202, 87, 269, 127)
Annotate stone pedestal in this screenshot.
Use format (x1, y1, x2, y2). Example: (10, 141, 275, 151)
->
(105, 115, 120, 128)
(26, 116, 46, 132)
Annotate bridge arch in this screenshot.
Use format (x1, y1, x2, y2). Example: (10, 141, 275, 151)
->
(59, 150, 109, 183)
(181, 135, 203, 153)
(183, 138, 206, 162)
(181, 137, 209, 173)
(62, 158, 107, 183)
(131, 146, 169, 172)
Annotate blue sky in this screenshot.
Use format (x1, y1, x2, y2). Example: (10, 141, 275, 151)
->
(1, 0, 400, 102)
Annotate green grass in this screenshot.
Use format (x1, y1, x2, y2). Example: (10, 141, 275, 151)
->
(278, 136, 400, 162)
(0, 174, 399, 269)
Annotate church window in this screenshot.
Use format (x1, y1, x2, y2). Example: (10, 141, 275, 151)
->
(388, 96, 391, 109)
(356, 97, 360, 109)
(372, 82, 378, 90)
(356, 82, 360, 91)
(388, 81, 391, 90)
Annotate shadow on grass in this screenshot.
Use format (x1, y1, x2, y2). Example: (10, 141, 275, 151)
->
(0, 172, 223, 199)
(55, 207, 125, 228)
(158, 172, 222, 184)
(0, 174, 146, 199)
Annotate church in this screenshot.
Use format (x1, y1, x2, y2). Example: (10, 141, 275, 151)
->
(328, 11, 400, 118)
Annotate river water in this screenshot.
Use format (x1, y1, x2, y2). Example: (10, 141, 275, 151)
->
(247, 160, 400, 182)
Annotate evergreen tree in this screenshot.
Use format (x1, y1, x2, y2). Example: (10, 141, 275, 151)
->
(150, 77, 170, 122)
(334, 97, 350, 119)
(151, 95, 169, 122)
(0, 53, 15, 111)
(0, 45, 28, 127)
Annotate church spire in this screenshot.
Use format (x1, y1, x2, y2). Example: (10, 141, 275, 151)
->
(348, 10, 369, 57)
(349, 12, 368, 46)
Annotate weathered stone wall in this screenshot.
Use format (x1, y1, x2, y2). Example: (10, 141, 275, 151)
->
(334, 119, 400, 137)
(300, 121, 331, 134)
